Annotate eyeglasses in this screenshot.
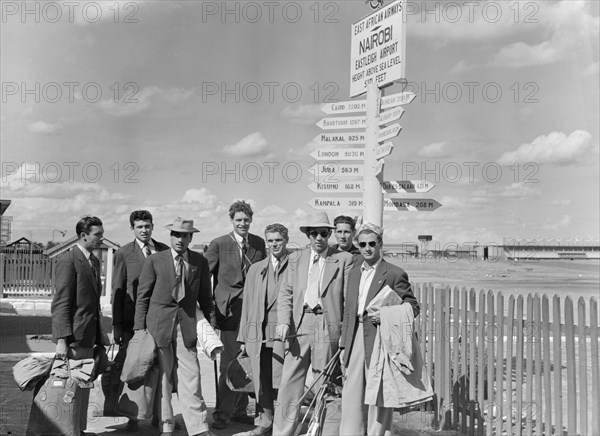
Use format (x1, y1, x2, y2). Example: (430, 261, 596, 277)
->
(309, 230, 330, 238)
(358, 241, 378, 248)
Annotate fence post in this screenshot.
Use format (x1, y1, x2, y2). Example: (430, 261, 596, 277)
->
(0, 253, 4, 298)
(578, 297, 588, 435)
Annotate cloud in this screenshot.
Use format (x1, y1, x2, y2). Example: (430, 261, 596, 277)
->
(27, 121, 63, 134)
(581, 61, 600, 77)
(498, 130, 596, 165)
(281, 104, 323, 125)
(542, 215, 571, 231)
(222, 132, 271, 158)
(418, 142, 447, 157)
(550, 199, 572, 206)
(488, 1, 599, 69)
(499, 182, 541, 198)
(96, 86, 194, 117)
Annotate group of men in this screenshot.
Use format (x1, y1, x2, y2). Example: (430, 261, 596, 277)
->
(51, 201, 419, 436)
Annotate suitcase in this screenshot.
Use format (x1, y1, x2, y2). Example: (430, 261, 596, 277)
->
(26, 369, 92, 436)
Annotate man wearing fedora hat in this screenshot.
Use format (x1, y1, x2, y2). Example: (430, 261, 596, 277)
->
(134, 217, 215, 436)
(273, 211, 354, 436)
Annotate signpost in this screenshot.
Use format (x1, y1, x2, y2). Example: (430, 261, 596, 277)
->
(321, 100, 367, 115)
(381, 180, 435, 193)
(306, 0, 442, 222)
(311, 148, 365, 161)
(378, 106, 404, 125)
(309, 197, 441, 211)
(350, 0, 406, 98)
(308, 163, 364, 181)
(381, 91, 416, 109)
(307, 181, 364, 194)
(313, 132, 365, 145)
(316, 116, 366, 130)
(383, 198, 442, 211)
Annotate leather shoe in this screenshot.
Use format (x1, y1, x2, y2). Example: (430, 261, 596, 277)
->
(211, 417, 227, 430)
(125, 420, 138, 432)
(230, 414, 254, 425)
(235, 426, 273, 436)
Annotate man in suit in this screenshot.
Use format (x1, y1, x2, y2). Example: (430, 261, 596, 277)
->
(206, 200, 267, 430)
(273, 211, 354, 436)
(111, 209, 169, 430)
(236, 223, 290, 436)
(333, 215, 360, 256)
(339, 223, 419, 436)
(51, 215, 106, 436)
(134, 217, 215, 436)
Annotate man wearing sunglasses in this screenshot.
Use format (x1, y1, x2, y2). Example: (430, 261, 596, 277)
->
(273, 211, 354, 436)
(339, 223, 420, 436)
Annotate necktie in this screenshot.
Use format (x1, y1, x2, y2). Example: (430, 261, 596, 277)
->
(173, 255, 185, 302)
(89, 253, 98, 280)
(274, 259, 280, 284)
(144, 244, 151, 257)
(241, 239, 250, 278)
(305, 254, 320, 310)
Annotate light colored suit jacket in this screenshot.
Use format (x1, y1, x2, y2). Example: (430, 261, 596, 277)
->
(277, 247, 353, 354)
(134, 249, 214, 348)
(237, 253, 290, 392)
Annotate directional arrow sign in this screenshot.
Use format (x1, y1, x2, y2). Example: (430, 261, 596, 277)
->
(307, 181, 364, 193)
(308, 163, 364, 180)
(374, 159, 384, 177)
(383, 198, 442, 211)
(321, 100, 367, 115)
(378, 124, 402, 142)
(316, 116, 366, 130)
(378, 107, 404, 126)
(381, 180, 435, 193)
(308, 197, 364, 210)
(381, 92, 416, 110)
(310, 148, 365, 161)
(376, 142, 394, 159)
(313, 132, 365, 145)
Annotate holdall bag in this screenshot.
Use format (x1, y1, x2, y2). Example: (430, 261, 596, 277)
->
(116, 360, 160, 420)
(225, 349, 254, 393)
(26, 359, 92, 436)
(121, 329, 156, 383)
(89, 345, 125, 417)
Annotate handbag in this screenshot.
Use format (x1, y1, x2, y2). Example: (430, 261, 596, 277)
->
(226, 349, 254, 393)
(89, 345, 125, 417)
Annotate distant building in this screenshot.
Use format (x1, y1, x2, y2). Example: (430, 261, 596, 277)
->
(0, 200, 13, 245)
(502, 238, 600, 261)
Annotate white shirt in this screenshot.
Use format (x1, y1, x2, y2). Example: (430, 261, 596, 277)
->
(76, 243, 92, 261)
(136, 238, 155, 256)
(170, 249, 189, 276)
(233, 232, 248, 259)
(357, 258, 383, 315)
(304, 249, 326, 307)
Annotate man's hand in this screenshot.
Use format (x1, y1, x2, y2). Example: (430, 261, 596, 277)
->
(369, 311, 381, 325)
(55, 338, 68, 360)
(113, 324, 123, 345)
(276, 324, 289, 341)
(239, 344, 246, 355)
(339, 348, 346, 380)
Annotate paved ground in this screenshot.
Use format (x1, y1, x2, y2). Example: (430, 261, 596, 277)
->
(0, 304, 459, 436)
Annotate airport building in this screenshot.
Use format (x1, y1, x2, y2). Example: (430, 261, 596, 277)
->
(502, 238, 600, 261)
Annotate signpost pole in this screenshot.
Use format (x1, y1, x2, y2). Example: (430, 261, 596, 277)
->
(363, 81, 383, 226)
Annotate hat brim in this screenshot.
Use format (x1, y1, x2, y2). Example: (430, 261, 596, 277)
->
(300, 223, 335, 234)
(165, 224, 200, 233)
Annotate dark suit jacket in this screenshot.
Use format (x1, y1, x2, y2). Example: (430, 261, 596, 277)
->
(133, 249, 214, 348)
(206, 232, 266, 330)
(51, 246, 102, 348)
(340, 259, 419, 368)
(112, 239, 169, 332)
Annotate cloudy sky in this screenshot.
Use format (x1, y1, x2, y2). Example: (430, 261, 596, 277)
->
(1, 0, 599, 248)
